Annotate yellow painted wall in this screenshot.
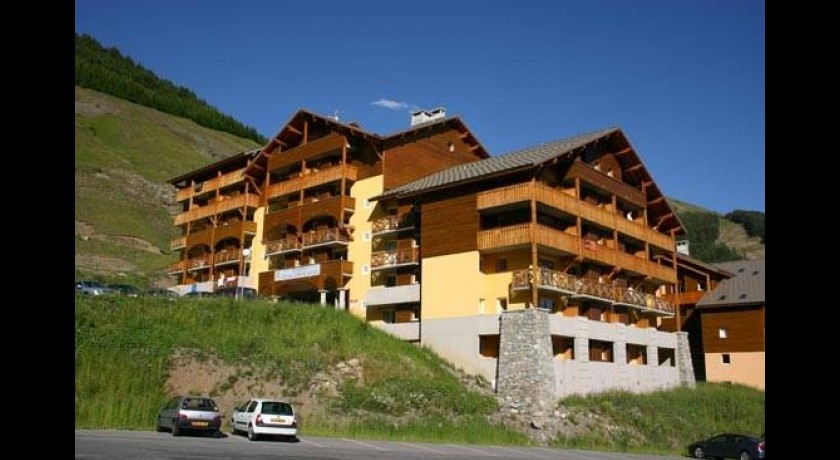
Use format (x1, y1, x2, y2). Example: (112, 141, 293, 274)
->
(249, 206, 269, 287)
(422, 252, 483, 319)
(705, 352, 765, 390)
(344, 175, 383, 318)
(480, 250, 533, 312)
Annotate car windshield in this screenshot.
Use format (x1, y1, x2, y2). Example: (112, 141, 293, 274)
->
(261, 401, 293, 415)
(182, 398, 217, 411)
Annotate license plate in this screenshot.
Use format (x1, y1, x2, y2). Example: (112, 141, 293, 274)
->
(191, 421, 209, 427)
(271, 417, 285, 423)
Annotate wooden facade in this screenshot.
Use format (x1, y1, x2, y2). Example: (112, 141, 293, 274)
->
(700, 305, 765, 353)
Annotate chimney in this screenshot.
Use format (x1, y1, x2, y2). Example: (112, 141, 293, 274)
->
(410, 107, 446, 126)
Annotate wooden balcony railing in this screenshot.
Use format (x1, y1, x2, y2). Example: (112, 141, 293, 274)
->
(267, 133, 347, 173)
(512, 267, 675, 315)
(477, 182, 674, 250)
(371, 247, 420, 269)
(213, 248, 241, 265)
(481, 222, 674, 281)
(174, 193, 260, 226)
(301, 228, 350, 248)
(168, 259, 188, 274)
(265, 164, 359, 200)
(371, 214, 416, 235)
(568, 160, 646, 208)
(258, 259, 354, 295)
(477, 223, 531, 250)
(265, 237, 301, 256)
(188, 256, 211, 270)
(175, 169, 246, 202)
(170, 236, 186, 251)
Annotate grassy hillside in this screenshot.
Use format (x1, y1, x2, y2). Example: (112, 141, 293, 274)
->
(74, 296, 525, 445)
(75, 86, 261, 284)
(75, 296, 765, 454)
(667, 198, 765, 261)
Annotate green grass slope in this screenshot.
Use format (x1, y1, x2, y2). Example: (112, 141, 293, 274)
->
(75, 296, 525, 445)
(75, 86, 260, 283)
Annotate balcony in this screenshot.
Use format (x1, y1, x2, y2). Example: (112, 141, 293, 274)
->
(513, 267, 675, 316)
(213, 248, 242, 266)
(168, 259, 188, 274)
(371, 247, 420, 270)
(477, 182, 673, 250)
(258, 259, 354, 294)
(266, 164, 358, 200)
(174, 193, 260, 226)
(265, 237, 302, 256)
(568, 160, 646, 208)
(175, 169, 246, 202)
(478, 223, 578, 253)
(170, 236, 186, 251)
(301, 228, 350, 249)
(366, 284, 421, 306)
(187, 256, 211, 271)
(267, 133, 347, 173)
(372, 215, 415, 235)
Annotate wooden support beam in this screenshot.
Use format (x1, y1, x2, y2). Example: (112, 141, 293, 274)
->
(656, 212, 674, 226)
(624, 163, 644, 173)
(285, 125, 302, 136)
(530, 178, 538, 310)
(648, 196, 665, 206)
(613, 147, 633, 156)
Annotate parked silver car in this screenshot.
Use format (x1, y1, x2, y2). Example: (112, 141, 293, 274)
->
(231, 398, 297, 441)
(155, 396, 222, 437)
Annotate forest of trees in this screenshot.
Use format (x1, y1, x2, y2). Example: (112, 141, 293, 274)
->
(676, 212, 743, 263)
(75, 33, 266, 144)
(725, 210, 765, 244)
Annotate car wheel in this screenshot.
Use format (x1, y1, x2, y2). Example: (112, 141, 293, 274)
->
(739, 451, 752, 460)
(693, 446, 704, 458)
(172, 421, 181, 437)
(247, 425, 258, 441)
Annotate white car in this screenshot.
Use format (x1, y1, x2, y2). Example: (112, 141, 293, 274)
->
(231, 398, 298, 441)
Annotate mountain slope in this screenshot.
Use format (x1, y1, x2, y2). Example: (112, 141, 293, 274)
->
(667, 198, 765, 261)
(75, 86, 261, 283)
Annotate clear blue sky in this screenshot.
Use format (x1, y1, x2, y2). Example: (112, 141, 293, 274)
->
(75, 0, 764, 213)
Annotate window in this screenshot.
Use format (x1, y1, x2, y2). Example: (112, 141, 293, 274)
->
(722, 353, 731, 365)
(497, 297, 508, 311)
(658, 347, 676, 367)
(495, 257, 508, 272)
(479, 335, 500, 358)
(385, 275, 397, 287)
(538, 298, 555, 311)
(478, 298, 485, 314)
(552, 335, 574, 360)
(246, 401, 258, 413)
(719, 328, 728, 339)
(383, 310, 396, 323)
(589, 340, 614, 362)
(538, 259, 554, 270)
(626, 344, 647, 365)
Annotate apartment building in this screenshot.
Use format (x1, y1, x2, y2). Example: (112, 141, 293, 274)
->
(169, 109, 696, 396)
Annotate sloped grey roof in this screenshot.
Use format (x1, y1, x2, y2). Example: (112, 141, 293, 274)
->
(373, 126, 620, 200)
(697, 259, 765, 307)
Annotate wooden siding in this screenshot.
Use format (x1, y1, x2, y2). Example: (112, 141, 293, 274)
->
(175, 168, 246, 202)
(173, 194, 259, 226)
(267, 133, 346, 173)
(383, 130, 483, 190)
(567, 160, 646, 208)
(701, 305, 765, 353)
(421, 193, 478, 258)
(477, 182, 673, 249)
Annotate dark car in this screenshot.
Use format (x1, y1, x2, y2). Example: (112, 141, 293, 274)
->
(108, 284, 141, 297)
(156, 396, 222, 437)
(688, 433, 765, 459)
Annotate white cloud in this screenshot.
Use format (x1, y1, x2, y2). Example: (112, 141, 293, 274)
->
(371, 98, 409, 110)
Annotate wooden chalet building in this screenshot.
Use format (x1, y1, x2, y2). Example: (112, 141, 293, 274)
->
(169, 109, 699, 396)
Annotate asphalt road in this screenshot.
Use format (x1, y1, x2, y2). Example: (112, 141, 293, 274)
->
(75, 430, 685, 460)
